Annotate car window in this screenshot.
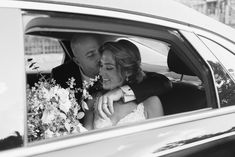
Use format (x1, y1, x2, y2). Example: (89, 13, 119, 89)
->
(130, 37, 202, 85)
(22, 10, 209, 145)
(127, 37, 169, 73)
(199, 36, 235, 107)
(200, 36, 235, 80)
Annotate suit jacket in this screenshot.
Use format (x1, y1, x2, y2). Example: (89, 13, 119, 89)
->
(51, 60, 84, 101)
(129, 72, 172, 104)
(51, 60, 172, 103)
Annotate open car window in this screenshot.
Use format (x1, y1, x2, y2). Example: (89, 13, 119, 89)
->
(25, 35, 64, 73)
(22, 10, 211, 144)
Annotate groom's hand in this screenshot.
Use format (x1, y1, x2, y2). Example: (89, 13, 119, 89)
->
(97, 88, 123, 119)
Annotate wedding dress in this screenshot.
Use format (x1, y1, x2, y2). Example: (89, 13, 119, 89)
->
(94, 103, 146, 129)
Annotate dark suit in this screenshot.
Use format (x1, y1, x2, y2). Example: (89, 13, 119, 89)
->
(51, 60, 172, 103)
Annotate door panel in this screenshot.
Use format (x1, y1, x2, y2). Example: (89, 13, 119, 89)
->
(0, 7, 25, 151)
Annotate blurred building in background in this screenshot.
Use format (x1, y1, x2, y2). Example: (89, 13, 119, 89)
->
(175, 0, 235, 28)
(24, 36, 63, 55)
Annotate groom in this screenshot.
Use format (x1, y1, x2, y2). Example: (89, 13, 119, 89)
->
(51, 34, 172, 119)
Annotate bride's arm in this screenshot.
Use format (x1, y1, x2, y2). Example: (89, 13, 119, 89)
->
(110, 101, 137, 123)
(83, 109, 94, 130)
(83, 98, 97, 130)
(143, 96, 164, 118)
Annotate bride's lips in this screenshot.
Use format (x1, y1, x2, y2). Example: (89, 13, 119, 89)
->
(102, 78, 110, 83)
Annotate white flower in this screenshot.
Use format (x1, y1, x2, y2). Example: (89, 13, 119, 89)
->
(42, 86, 58, 101)
(45, 129, 54, 138)
(59, 100, 71, 113)
(77, 123, 88, 132)
(57, 88, 71, 113)
(58, 112, 67, 120)
(57, 88, 69, 102)
(64, 121, 71, 132)
(41, 109, 56, 124)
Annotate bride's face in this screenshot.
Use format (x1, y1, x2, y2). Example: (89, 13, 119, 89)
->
(99, 50, 124, 90)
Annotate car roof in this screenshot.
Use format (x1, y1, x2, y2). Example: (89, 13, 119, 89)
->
(4, 0, 235, 43)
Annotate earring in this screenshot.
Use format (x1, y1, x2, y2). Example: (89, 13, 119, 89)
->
(126, 76, 129, 82)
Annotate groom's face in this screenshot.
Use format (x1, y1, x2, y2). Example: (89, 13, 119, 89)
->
(72, 36, 101, 78)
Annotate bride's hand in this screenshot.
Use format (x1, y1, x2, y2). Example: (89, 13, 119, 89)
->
(97, 88, 124, 119)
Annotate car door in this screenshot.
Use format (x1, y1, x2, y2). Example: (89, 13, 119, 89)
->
(1, 1, 235, 157)
(169, 30, 235, 157)
(22, 8, 234, 157)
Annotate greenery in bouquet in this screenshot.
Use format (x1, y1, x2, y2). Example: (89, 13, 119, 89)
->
(26, 59, 99, 142)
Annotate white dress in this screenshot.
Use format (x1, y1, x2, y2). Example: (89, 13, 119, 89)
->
(93, 103, 146, 129)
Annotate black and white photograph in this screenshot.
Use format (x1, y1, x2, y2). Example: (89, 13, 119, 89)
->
(0, 0, 235, 156)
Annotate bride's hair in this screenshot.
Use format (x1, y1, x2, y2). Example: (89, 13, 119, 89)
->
(99, 39, 144, 84)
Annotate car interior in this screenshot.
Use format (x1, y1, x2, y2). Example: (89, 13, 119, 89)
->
(160, 48, 207, 115)
(23, 11, 212, 123)
(25, 30, 207, 116)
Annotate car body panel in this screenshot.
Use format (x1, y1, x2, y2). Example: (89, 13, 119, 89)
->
(1, 0, 235, 43)
(1, 107, 235, 157)
(0, 7, 25, 139)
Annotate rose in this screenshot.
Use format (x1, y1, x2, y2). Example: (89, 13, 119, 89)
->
(41, 109, 56, 124)
(57, 88, 71, 113)
(41, 86, 58, 101)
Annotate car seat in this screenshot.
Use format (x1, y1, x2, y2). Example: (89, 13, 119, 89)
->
(160, 49, 207, 115)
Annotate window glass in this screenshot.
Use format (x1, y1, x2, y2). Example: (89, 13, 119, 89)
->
(128, 37, 169, 73)
(199, 36, 235, 107)
(130, 37, 202, 85)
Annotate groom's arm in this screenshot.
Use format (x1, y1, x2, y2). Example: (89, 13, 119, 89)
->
(128, 72, 172, 104)
(97, 72, 172, 118)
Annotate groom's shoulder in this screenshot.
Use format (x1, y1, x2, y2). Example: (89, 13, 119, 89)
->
(145, 71, 167, 79)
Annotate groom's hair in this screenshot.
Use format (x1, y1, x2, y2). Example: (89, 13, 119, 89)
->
(70, 33, 105, 57)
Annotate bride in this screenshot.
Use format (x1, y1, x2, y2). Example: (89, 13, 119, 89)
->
(84, 39, 164, 130)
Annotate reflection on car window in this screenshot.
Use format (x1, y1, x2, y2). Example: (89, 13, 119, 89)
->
(200, 36, 235, 107)
(128, 37, 169, 74)
(200, 36, 235, 80)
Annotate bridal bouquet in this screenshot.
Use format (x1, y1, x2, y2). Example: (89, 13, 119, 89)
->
(26, 59, 99, 142)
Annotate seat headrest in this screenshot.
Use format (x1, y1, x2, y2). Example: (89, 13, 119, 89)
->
(167, 49, 195, 76)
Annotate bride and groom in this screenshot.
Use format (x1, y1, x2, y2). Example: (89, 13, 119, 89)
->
(51, 34, 171, 130)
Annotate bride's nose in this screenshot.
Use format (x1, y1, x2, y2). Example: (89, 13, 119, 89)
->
(99, 66, 105, 77)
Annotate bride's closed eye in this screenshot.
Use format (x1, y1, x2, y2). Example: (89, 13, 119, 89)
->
(99, 62, 115, 71)
(105, 66, 114, 71)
